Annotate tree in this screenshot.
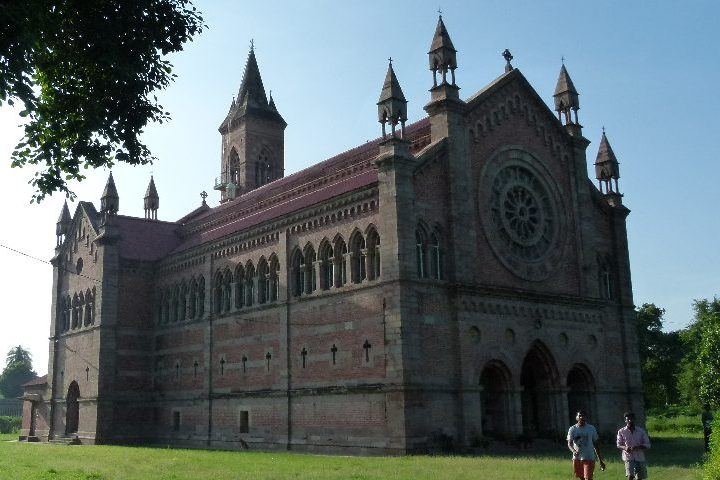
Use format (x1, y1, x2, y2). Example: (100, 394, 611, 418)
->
(695, 297, 720, 408)
(635, 303, 684, 408)
(0, 0, 205, 201)
(0, 346, 37, 398)
(6, 345, 32, 367)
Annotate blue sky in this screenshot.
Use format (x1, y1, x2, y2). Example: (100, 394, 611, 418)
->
(1, 0, 718, 373)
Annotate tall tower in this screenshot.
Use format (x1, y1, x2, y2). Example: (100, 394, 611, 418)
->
(216, 44, 287, 202)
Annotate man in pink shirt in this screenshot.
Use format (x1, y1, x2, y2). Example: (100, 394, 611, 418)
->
(617, 412, 651, 480)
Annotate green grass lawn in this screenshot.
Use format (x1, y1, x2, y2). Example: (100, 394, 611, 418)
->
(0, 433, 705, 480)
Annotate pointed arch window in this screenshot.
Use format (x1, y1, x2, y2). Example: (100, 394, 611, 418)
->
(84, 288, 93, 326)
(335, 238, 348, 287)
(72, 294, 80, 329)
(257, 148, 273, 186)
(78, 292, 85, 328)
(213, 272, 223, 314)
(350, 233, 367, 284)
(223, 270, 232, 312)
(292, 250, 304, 297)
(245, 263, 255, 306)
(303, 245, 317, 294)
(429, 231, 443, 280)
(179, 283, 187, 321)
(269, 255, 280, 302)
(416, 229, 428, 278)
(366, 228, 381, 280)
(228, 148, 240, 185)
(197, 276, 206, 318)
(258, 258, 269, 304)
(188, 279, 197, 319)
(598, 256, 614, 300)
(234, 265, 245, 309)
(64, 295, 72, 332)
(319, 242, 334, 291)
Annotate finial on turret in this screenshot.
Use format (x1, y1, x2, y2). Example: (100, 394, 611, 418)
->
(502, 49, 514, 73)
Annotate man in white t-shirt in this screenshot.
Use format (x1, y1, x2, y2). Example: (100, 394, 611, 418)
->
(568, 410, 606, 480)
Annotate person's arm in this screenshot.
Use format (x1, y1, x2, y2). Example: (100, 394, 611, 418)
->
(567, 428, 578, 456)
(594, 445, 606, 470)
(617, 430, 626, 451)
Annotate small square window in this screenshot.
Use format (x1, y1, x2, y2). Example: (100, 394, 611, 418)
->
(239, 410, 249, 433)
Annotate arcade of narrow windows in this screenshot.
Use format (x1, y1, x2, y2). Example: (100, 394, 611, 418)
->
(291, 228, 381, 298)
(59, 288, 96, 333)
(157, 276, 206, 324)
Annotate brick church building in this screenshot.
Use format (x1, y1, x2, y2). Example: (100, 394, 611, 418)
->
(21, 17, 643, 453)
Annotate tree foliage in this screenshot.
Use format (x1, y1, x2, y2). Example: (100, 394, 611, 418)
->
(0, 0, 205, 201)
(635, 303, 684, 408)
(694, 297, 720, 408)
(0, 346, 36, 398)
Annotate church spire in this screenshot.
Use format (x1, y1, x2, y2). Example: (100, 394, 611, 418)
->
(377, 59, 408, 138)
(55, 200, 71, 246)
(144, 175, 159, 220)
(428, 14, 458, 88)
(219, 43, 285, 133)
(100, 172, 119, 215)
(594, 129, 621, 195)
(553, 63, 580, 126)
(237, 44, 269, 109)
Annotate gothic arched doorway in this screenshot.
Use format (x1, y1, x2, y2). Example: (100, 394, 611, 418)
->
(567, 364, 596, 424)
(520, 341, 559, 437)
(480, 360, 513, 438)
(65, 381, 80, 435)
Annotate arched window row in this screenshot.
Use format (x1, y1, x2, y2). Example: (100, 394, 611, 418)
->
(60, 287, 96, 333)
(157, 276, 206, 325)
(415, 224, 444, 280)
(209, 254, 281, 316)
(291, 228, 381, 298)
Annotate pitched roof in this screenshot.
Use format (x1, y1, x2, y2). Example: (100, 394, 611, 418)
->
(22, 375, 47, 387)
(114, 216, 181, 261)
(171, 118, 431, 254)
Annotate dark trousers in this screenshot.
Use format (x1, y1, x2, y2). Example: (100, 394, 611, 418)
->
(704, 427, 712, 453)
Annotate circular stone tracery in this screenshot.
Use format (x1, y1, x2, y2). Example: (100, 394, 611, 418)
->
(479, 148, 566, 281)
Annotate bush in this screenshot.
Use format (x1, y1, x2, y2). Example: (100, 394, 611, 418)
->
(646, 404, 701, 418)
(0, 416, 21, 434)
(705, 416, 720, 480)
(646, 415, 703, 433)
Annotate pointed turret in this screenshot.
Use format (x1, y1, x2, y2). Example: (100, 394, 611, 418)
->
(428, 15, 457, 87)
(554, 63, 580, 125)
(144, 175, 159, 220)
(55, 200, 71, 245)
(595, 129, 621, 194)
(100, 172, 119, 215)
(377, 60, 408, 138)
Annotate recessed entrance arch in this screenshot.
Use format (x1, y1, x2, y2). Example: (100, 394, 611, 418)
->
(520, 341, 560, 437)
(567, 363, 596, 424)
(479, 360, 513, 438)
(65, 381, 80, 435)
